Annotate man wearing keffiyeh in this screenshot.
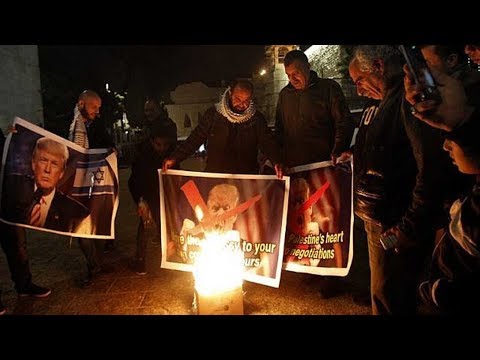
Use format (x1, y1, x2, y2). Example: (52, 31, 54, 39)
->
(163, 79, 283, 177)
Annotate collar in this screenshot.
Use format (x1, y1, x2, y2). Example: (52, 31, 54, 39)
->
(34, 184, 55, 206)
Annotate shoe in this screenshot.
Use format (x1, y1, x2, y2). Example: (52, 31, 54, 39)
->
(129, 258, 146, 275)
(0, 301, 6, 315)
(18, 283, 52, 298)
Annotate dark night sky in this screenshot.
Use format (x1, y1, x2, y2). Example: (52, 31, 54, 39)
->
(38, 45, 267, 97)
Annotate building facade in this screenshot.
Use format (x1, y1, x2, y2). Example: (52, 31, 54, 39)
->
(0, 45, 44, 131)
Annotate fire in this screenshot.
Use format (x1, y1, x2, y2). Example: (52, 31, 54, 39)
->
(193, 230, 244, 296)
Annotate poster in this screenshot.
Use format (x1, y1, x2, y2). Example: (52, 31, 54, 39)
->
(0, 117, 119, 239)
(283, 160, 353, 276)
(160, 169, 289, 288)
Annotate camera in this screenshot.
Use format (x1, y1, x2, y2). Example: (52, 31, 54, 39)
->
(399, 45, 441, 104)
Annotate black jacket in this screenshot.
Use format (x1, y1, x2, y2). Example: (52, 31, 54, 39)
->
(86, 119, 115, 149)
(128, 139, 174, 223)
(171, 107, 280, 174)
(354, 79, 450, 241)
(1, 174, 89, 232)
(275, 71, 355, 167)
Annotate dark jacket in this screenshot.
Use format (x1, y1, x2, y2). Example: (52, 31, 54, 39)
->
(275, 70, 355, 167)
(354, 79, 449, 242)
(1, 174, 89, 232)
(420, 180, 480, 314)
(128, 139, 174, 223)
(171, 107, 280, 174)
(86, 119, 115, 149)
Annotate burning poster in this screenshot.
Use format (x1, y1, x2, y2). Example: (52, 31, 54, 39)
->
(283, 160, 353, 276)
(160, 170, 289, 288)
(0, 117, 119, 239)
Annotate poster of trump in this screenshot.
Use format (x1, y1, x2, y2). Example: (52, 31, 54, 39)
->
(0, 118, 119, 239)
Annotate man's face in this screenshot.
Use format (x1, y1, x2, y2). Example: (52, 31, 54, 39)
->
(206, 186, 238, 233)
(420, 45, 449, 74)
(229, 87, 252, 113)
(465, 45, 480, 65)
(151, 136, 170, 155)
(349, 59, 384, 100)
(285, 60, 309, 90)
(78, 97, 101, 121)
(32, 149, 65, 194)
(144, 101, 160, 123)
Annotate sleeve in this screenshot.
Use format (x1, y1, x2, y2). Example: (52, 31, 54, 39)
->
(170, 108, 213, 163)
(460, 186, 480, 252)
(329, 80, 355, 157)
(256, 112, 281, 165)
(396, 98, 447, 241)
(274, 91, 285, 148)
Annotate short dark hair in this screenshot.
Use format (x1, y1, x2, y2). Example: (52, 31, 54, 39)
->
(149, 121, 176, 140)
(419, 45, 468, 64)
(230, 79, 254, 94)
(284, 50, 309, 67)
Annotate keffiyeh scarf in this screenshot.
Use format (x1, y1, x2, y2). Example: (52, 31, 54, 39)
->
(215, 87, 256, 123)
(68, 105, 89, 149)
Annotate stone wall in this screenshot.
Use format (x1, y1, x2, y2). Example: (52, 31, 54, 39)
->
(0, 45, 44, 132)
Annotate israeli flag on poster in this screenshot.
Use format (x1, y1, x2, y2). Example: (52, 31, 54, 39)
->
(72, 159, 115, 196)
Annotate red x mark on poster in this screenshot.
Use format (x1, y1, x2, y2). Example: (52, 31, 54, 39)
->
(180, 180, 262, 234)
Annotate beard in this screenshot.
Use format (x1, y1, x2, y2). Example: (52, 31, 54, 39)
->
(228, 98, 245, 114)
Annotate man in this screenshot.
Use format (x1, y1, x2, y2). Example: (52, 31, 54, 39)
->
(275, 50, 355, 167)
(464, 45, 480, 65)
(0, 131, 51, 314)
(68, 90, 116, 286)
(275, 49, 355, 298)
(163, 79, 282, 177)
(419, 45, 480, 105)
(128, 121, 177, 275)
(347, 45, 449, 314)
(2, 137, 89, 232)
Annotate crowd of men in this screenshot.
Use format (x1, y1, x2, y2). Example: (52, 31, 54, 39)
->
(1, 45, 479, 315)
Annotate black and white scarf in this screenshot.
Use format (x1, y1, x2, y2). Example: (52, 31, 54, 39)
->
(68, 106, 89, 149)
(215, 87, 256, 124)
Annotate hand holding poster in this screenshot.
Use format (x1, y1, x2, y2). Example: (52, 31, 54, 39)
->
(160, 170, 289, 288)
(283, 160, 353, 276)
(0, 118, 119, 239)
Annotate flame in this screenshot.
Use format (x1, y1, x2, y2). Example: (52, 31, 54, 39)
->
(193, 230, 244, 296)
(195, 205, 204, 222)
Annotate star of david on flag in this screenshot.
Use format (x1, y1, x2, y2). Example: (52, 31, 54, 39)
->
(72, 158, 115, 197)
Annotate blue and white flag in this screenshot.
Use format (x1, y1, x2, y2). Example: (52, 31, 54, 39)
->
(72, 158, 115, 197)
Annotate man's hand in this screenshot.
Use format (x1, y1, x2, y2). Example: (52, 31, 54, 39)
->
(381, 226, 416, 254)
(403, 64, 471, 132)
(334, 150, 353, 164)
(137, 199, 152, 225)
(7, 125, 17, 134)
(162, 158, 176, 173)
(274, 163, 285, 179)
